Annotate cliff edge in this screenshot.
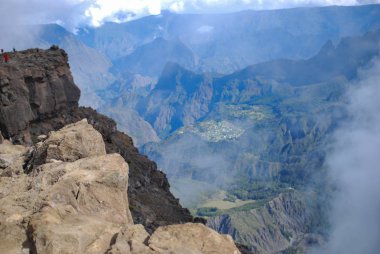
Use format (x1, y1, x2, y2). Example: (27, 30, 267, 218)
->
(0, 47, 192, 232)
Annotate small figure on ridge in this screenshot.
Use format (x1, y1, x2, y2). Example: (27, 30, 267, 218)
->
(4, 52, 9, 63)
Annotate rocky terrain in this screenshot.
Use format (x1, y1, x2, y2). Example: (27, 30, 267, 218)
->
(0, 119, 240, 253)
(0, 47, 193, 236)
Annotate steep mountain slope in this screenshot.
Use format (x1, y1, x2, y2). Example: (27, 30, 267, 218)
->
(61, 4, 380, 148)
(112, 37, 198, 77)
(231, 31, 380, 86)
(141, 29, 380, 139)
(0, 48, 193, 233)
(207, 191, 322, 254)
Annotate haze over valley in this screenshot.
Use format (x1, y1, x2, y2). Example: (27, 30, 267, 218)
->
(1, 1, 380, 253)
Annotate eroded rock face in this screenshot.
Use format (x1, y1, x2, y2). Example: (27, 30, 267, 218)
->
(108, 223, 241, 254)
(32, 119, 106, 166)
(0, 139, 30, 176)
(0, 120, 241, 254)
(148, 223, 241, 254)
(0, 48, 80, 142)
(0, 121, 132, 254)
(107, 224, 154, 254)
(0, 48, 193, 232)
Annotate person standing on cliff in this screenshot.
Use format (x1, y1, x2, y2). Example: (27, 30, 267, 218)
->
(3, 52, 9, 63)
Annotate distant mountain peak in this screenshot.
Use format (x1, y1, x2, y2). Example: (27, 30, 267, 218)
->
(318, 39, 336, 56)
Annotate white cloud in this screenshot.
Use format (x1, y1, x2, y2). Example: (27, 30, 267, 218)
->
(0, 0, 380, 30)
(82, 0, 380, 27)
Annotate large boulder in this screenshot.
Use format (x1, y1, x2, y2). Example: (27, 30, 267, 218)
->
(32, 119, 106, 166)
(148, 223, 241, 254)
(107, 224, 154, 254)
(0, 120, 132, 254)
(108, 223, 241, 254)
(30, 153, 132, 254)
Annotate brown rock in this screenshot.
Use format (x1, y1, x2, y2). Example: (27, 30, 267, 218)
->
(33, 119, 106, 166)
(108, 223, 242, 254)
(30, 154, 133, 254)
(0, 122, 132, 254)
(0, 139, 29, 176)
(0, 174, 32, 254)
(148, 223, 241, 254)
(0, 121, 240, 254)
(108, 224, 155, 254)
(1, 48, 193, 234)
(0, 48, 80, 141)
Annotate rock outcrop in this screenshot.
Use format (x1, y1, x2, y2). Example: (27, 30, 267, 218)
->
(31, 119, 106, 166)
(0, 48, 193, 233)
(148, 223, 240, 254)
(0, 48, 80, 143)
(0, 119, 240, 254)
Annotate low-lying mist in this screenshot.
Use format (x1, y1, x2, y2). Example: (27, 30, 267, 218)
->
(311, 57, 380, 253)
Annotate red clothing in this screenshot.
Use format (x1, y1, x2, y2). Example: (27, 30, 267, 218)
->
(4, 53, 8, 63)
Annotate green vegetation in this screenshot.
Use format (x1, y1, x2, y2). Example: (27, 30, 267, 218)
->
(196, 207, 221, 217)
(282, 247, 302, 254)
(228, 179, 292, 201)
(192, 190, 269, 218)
(227, 199, 270, 213)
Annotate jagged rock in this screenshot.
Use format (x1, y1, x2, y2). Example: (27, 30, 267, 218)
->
(108, 223, 241, 254)
(148, 223, 241, 254)
(0, 48, 193, 235)
(32, 119, 106, 166)
(0, 173, 31, 253)
(107, 224, 154, 254)
(0, 139, 29, 176)
(0, 120, 240, 254)
(29, 152, 132, 253)
(0, 48, 80, 142)
(0, 122, 133, 254)
(37, 134, 47, 142)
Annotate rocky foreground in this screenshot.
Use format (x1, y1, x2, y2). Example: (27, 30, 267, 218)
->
(0, 119, 240, 253)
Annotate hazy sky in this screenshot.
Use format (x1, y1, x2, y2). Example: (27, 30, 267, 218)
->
(1, 0, 379, 30)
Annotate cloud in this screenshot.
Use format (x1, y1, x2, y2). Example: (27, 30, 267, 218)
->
(1, 0, 380, 30)
(84, 0, 380, 26)
(311, 57, 380, 253)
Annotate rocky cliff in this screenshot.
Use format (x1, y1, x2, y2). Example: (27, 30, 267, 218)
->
(0, 119, 240, 253)
(0, 47, 192, 233)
